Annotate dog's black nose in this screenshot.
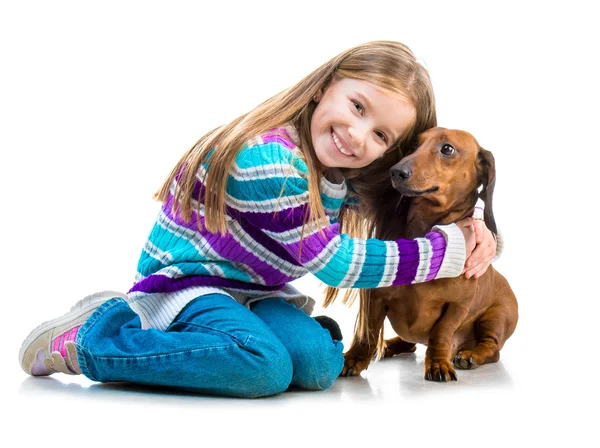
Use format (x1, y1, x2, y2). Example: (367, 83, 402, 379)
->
(390, 165, 411, 181)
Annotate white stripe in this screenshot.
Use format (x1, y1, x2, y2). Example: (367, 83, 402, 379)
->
(304, 234, 342, 273)
(229, 163, 301, 181)
(224, 191, 308, 213)
(142, 240, 174, 265)
(412, 237, 432, 284)
(199, 262, 226, 278)
(320, 177, 348, 199)
(337, 239, 366, 288)
(379, 241, 399, 287)
(262, 222, 323, 245)
(151, 265, 184, 279)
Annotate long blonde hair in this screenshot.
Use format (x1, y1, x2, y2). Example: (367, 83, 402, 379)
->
(154, 40, 437, 243)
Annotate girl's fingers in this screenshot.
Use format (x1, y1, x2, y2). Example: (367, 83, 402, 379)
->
(463, 221, 497, 278)
(465, 256, 493, 278)
(465, 242, 493, 269)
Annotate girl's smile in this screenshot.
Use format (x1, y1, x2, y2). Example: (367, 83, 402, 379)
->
(331, 128, 354, 157)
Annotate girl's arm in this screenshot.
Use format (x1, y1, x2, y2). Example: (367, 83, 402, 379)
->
(225, 142, 470, 289)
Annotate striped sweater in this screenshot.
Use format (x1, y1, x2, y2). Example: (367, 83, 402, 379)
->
(127, 125, 466, 330)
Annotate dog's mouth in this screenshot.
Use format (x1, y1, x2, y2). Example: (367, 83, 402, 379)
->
(392, 183, 439, 197)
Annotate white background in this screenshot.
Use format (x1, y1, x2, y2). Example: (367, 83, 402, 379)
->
(1, 1, 598, 446)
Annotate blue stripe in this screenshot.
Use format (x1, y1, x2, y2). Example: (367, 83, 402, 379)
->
(321, 194, 345, 212)
(226, 176, 308, 201)
(235, 143, 308, 173)
(352, 239, 387, 288)
(312, 235, 354, 287)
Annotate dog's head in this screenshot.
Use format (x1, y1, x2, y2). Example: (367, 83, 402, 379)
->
(389, 127, 497, 234)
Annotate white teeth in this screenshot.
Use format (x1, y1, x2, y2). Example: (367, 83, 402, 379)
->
(332, 131, 353, 156)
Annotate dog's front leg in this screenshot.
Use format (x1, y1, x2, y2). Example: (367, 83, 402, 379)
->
(425, 303, 470, 382)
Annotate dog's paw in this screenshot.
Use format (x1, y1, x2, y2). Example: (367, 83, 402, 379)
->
(452, 351, 480, 370)
(424, 359, 458, 382)
(340, 354, 371, 377)
(382, 337, 417, 358)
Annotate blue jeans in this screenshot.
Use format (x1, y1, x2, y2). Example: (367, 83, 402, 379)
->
(76, 294, 344, 398)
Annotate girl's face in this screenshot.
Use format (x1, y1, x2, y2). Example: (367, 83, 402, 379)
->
(311, 77, 416, 170)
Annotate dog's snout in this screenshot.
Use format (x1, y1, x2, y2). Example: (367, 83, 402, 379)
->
(390, 165, 412, 182)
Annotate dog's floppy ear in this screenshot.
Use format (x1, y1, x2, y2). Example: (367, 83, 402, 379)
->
(477, 147, 498, 235)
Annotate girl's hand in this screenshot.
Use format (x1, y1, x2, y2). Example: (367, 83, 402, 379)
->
(463, 220, 497, 279)
(456, 217, 477, 261)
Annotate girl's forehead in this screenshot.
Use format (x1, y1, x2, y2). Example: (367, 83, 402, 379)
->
(335, 77, 411, 102)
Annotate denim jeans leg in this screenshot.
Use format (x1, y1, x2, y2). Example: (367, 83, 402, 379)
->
(76, 294, 293, 398)
(251, 298, 344, 391)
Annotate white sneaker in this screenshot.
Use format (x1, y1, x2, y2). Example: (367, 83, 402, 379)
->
(19, 290, 128, 376)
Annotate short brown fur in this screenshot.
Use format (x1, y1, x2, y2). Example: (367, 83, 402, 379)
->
(341, 128, 518, 381)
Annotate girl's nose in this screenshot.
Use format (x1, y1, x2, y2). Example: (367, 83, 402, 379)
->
(348, 126, 367, 148)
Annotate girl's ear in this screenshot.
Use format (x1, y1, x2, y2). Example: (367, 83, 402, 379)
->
(313, 90, 322, 102)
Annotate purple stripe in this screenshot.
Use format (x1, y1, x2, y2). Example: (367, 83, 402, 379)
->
(162, 195, 203, 232)
(234, 204, 308, 231)
(236, 217, 301, 266)
(425, 232, 446, 281)
(261, 130, 295, 149)
(391, 239, 421, 286)
(191, 178, 205, 202)
(129, 274, 284, 295)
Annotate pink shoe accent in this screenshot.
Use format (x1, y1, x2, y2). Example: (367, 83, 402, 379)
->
(51, 325, 82, 357)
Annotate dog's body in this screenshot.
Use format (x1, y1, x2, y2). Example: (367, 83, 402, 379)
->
(341, 128, 518, 382)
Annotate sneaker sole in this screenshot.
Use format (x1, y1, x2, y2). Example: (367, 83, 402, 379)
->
(19, 290, 128, 375)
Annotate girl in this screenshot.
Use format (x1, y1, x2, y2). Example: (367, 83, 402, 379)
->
(19, 41, 496, 398)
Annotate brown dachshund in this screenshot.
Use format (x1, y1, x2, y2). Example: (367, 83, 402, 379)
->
(340, 127, 518, 382)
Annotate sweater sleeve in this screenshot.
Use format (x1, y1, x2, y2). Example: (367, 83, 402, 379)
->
(225, 142, 466, 288)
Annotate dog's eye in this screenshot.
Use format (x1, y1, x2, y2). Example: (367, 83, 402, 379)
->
(441, 144, 455, 156)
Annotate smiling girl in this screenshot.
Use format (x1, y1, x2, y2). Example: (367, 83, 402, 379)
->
(19, 41, 496, 398)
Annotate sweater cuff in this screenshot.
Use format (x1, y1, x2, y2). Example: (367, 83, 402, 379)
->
(431, 223, 466, 279)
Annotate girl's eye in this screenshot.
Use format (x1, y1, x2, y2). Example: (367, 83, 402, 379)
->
(441, 143, 455, 156)
(352, 101, 364, 114)
(375, 130, 387, 142)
